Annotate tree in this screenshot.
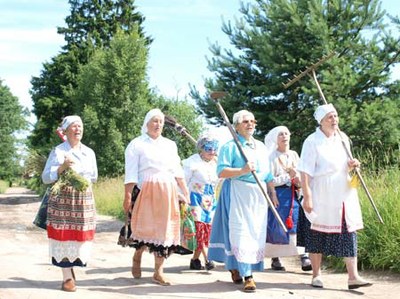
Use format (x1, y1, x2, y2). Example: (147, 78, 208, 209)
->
(191, 0, 400, 162)
(74, 29, 202, 176)
(74, 28, 150, 176)
(150, 95, 203, 160)
(30, 0, 149, 154)
(0, 80, 28, 180)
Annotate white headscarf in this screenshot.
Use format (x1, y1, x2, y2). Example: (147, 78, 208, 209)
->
(61, 115, 82, 131)
(232, 110, 254, 126)
(313, 103, 337, 124)
(264, 126, 290, 153)
(141, 108, 164, 135)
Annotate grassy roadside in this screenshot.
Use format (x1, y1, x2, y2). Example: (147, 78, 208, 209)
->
(0, 180, 8, 194)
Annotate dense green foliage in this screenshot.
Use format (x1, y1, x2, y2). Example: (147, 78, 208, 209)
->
(73, 28, 150, 176)
(29, 0, 149, 155)
(191, 0, 400, 163)
(0, 80, 28, 180)
(29, 1, 202, 177)
(72, 28, 201, 176)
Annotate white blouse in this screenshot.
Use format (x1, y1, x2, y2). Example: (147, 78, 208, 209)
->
(42, 141, 98, 185)
(124, 134, 184, 186)
(182, 153, 218, 191)
(269, 149, 300, 187)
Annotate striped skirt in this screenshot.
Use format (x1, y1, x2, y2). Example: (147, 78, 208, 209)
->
(47, 186, 96, 267)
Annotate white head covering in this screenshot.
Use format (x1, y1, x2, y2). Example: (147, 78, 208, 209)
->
(61, 115, 82, 131)
(141, 108, 164, 135)
(264, 126, 290, 153)
(232, 110, 254, 126)
(313, 103, 337, 124)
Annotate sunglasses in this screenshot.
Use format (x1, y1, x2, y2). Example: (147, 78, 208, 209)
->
(203, 141, 219, 153)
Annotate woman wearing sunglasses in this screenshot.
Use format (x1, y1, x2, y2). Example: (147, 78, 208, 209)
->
(182, 134, 220, 271)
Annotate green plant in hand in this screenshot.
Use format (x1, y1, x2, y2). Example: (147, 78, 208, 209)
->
(51, 169, 89, 195)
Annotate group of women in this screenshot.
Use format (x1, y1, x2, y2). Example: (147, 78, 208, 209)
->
(41, 104, 371, 293)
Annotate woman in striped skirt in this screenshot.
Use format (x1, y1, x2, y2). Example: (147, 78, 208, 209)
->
(42, 115, 98, 292)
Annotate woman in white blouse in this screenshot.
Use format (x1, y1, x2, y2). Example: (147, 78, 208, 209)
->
(264, 126, 311, 272)
(298, 104, 371, 290)
(42, 115, 98, 292)
(123, 108, 190, 286)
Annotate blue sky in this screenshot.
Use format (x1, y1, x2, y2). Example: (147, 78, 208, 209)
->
(0, 0, 399, 116)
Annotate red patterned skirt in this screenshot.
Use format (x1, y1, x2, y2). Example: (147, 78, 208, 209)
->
(195, 221, 212, 251)
(47, 186, 96, 267)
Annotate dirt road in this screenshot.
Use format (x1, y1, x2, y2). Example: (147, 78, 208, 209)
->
(0, 187, 399, 299)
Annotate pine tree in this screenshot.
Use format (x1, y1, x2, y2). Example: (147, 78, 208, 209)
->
(191, 0, 400, 162)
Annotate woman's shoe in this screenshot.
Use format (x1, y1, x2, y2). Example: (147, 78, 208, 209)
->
(61, 279, 76, 292)
(300, 256, 312, 271)
(311, 276, 323, 288)
(348, 277, 372, 290)
(190, 258, 204, 270)
(152, 273, 171, 286)
(229, 269, 243, 284)
(205, 260, 215, 270)
(271, 257, 286, 271)
(243, 278, 256, 292)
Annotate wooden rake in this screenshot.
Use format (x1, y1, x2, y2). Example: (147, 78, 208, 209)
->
(283, 53, 384, 224)
(164, 115, 197, 145)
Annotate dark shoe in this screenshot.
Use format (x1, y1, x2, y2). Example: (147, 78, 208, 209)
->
(229, 269, 243, 284)
(61, 279, 76, 292)
(271, 257, 285, 271)
(348, 277, 372, 290)
(205, 260, 215, 270)
(243, 278, 256, 292)
(301, 256, 312, 271)
(190, 259, 204, 270)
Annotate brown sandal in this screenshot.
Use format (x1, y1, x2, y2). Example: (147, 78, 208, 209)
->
(229, 269, 243, 284)
(243, 278, 256, 292)
(152, 273, 171, 286)
(61, 278, 76, 292)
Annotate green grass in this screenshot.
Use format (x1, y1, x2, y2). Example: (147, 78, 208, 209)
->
(325, 167, 400, 273)
(357, 168, 400, 272)
(0, 180, 8, 194)
(93, 176, 125, 221)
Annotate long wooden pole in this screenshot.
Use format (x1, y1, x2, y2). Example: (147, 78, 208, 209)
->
(210, 91, 288, 233)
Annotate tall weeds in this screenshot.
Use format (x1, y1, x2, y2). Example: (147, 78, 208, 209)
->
(92, 176, 125, 221)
